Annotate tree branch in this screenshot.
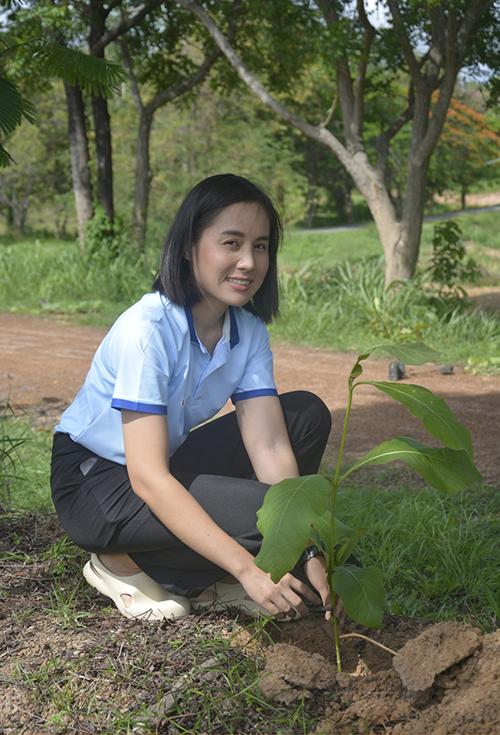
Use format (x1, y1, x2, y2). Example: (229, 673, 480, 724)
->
(353, 0, 376, 135)
(386, 0, 422, 86)
(319, 91, 338, 128)
(119, 38, 144, 114)
(146, 45, 221, 114)
(456, 0, 493, 59)
(90, 0, 164, 54)
(176, 0, 353, 170)
(105, 0, 123, 14)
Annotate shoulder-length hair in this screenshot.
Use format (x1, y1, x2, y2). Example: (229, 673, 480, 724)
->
(152, 173, 282, 323)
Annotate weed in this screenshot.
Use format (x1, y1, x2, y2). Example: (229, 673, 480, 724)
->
(0, 403, 28, 509)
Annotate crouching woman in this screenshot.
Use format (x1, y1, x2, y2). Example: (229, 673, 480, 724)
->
(51, 173, 332, 621)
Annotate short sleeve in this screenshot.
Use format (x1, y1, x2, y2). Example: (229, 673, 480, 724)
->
(231, 320, 277, 403)
(110, 322, 171, 415)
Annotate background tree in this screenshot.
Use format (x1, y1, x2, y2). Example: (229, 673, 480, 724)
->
(179, 0, 498, 283)
(0, 0, 126, 245)
(118, 2, 225, 250)
(427, 98, 500, 209)
(0, 86, 71, 234)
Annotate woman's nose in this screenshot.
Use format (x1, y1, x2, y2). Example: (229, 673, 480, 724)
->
(237, 246, 255, 270)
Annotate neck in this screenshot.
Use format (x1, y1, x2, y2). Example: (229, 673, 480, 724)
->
(190, 300, 227, 336)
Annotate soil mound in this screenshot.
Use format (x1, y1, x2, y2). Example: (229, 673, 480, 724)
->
(258, 622, 500, 734)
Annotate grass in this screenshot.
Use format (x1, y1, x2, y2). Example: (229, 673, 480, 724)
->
(281, 209, 500, 272)
(270, 254, 500, 370)
(336, 474, 500, 631)
(0, 415, 53, 511)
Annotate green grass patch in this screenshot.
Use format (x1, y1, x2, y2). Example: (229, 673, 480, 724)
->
(336, 477, 500, 630)
(0, 417, 53, 511)
(281, 209, 500, 274)
(270, 255, 500, 369)
(0, 236, 156, 325)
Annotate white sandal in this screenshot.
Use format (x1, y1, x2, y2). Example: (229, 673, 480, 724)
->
(191, 580, 301, 620)
(83, 553, 191, 621)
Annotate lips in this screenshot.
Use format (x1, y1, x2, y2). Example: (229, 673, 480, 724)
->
(226, 277, 253, 290)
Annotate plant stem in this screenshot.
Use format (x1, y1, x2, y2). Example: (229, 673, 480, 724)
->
(333, 377, 356, 493)
(332, 609, 342, 671)
(329, 374, 357, 672)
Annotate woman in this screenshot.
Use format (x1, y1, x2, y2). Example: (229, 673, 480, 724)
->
(51, 174, 332, 622)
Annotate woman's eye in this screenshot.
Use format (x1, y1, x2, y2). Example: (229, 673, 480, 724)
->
(255, 242, 268, 251)
(224, 240, 239, 248)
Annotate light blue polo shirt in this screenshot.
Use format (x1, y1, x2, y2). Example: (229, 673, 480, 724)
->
(56, 292, 278, 464)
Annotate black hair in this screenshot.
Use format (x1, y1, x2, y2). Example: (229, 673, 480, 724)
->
(152, 173, 282, 323)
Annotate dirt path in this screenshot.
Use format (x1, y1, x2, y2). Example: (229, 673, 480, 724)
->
(1, 313, 498, 485)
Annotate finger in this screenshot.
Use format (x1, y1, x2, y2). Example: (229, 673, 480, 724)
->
(285, 576, 321, 605)
(276, 589, 309, 617)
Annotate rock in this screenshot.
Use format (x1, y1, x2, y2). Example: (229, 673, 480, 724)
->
(393, 621, 481, 692)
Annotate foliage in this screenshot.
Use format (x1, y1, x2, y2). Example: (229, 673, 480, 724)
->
(0, 405, 27, 510)
(424, 220, 480, 302)
(427, 96, 500, 204)
(84, 207, 129, 264)
(255, 343, 482, 668)
(0, 1, 125, 166)
(0, 85, 71, 233)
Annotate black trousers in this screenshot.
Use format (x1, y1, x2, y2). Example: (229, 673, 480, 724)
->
(51, 391, 332, 595)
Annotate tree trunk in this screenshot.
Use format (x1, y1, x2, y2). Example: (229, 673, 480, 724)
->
(461, 184, 467, 210)
(89, 0, 114, 221)
(132, 109, 153, 251)
(91, 94, 114, 221)
(64, 83, 93, 251)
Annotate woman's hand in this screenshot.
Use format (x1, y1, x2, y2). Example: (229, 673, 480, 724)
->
(304, 555, 333, 620)
(238, 564, 321, 617)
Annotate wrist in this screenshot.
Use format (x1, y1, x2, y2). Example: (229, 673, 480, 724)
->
(299, 545, 322, 565)
(226, 547, 256, 580)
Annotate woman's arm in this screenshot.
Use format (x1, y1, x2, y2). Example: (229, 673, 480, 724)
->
(235, 395, 331, 613)
(235, 395, 298, 484)
(121, 410, 320, 616)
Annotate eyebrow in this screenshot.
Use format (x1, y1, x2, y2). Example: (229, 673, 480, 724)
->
(220, 229, 270, 241)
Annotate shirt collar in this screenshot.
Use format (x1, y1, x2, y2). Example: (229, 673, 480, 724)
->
(184, 306, 239, 350)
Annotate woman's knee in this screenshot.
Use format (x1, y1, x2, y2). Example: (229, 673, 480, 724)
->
(280, 390, 332, 436)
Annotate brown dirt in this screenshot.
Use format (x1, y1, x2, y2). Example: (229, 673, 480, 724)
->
(260, 623, 500, 735)
(0, 312, 499, 485)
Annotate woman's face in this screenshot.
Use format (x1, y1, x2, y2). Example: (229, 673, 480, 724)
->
(191, 202, 270, 313)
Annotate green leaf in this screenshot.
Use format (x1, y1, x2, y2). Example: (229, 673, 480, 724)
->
(332, 564, 385, 628)
(349, 351, 370, 381)
(371, 342, 442, 365)
(255, 474, 330, 581)
(342, 437, 482, 492)
(360, 382, 473, 459)
(0, 77, 36, 136)
(310, 511, 353, 557)
(0, 143, 14, 167)
(33, 43, 126, 96)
